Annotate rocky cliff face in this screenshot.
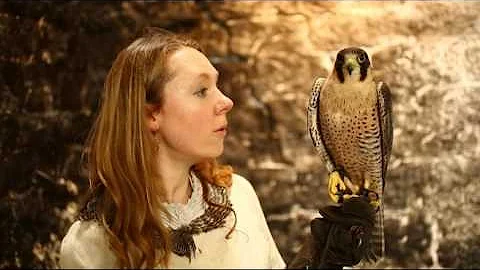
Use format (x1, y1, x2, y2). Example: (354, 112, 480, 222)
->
(1, 1, 479, 268)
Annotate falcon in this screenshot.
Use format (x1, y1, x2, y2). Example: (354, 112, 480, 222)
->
(307, 47, 393, 261)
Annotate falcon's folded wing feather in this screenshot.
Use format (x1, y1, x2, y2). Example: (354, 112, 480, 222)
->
(308, 77, 336, 174)
(376, 81, 393, 191)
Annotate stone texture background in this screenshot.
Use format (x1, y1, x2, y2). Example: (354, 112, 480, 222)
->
(1, 1, 479, 268)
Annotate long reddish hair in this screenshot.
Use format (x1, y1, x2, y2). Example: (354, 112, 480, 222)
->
(83, 27, 233, 268)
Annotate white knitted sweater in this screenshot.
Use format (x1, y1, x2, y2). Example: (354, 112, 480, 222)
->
(59, 173, 286, 269)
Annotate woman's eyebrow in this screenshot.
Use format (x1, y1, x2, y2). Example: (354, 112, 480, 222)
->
(197, 71, 219, 81)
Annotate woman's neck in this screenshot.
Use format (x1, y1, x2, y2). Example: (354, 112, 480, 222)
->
(155, 152, 194, 204)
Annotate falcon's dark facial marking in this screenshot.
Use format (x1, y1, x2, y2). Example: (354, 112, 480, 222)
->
(357, 49, 370, 81)
(334, 47, 371, 83)
(334, 52, 345, 83)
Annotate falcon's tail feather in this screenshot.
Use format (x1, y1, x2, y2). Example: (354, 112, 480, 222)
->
(368, 202, 385, 262)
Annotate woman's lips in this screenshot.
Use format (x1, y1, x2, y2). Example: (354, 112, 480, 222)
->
(214, 126, 228, 136)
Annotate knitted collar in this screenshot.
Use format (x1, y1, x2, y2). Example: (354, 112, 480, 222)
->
(77, 174, 234, 261)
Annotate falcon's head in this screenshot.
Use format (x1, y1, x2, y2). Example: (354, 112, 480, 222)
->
(334, 47, 371, 83)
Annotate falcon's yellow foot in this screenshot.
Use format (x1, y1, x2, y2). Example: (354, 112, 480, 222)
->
(327, 171, 347, 203)
(363, 178, 381, 211)
(368, 193, 381, 211)
(340, 175, 361, 201)
(342, 194, 361, 200)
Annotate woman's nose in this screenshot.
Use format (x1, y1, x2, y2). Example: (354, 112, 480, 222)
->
(215, 91, 234, 115)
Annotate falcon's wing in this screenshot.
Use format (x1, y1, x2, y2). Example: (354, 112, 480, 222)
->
(307, 77, 335, 173)
(368, 81, 392, 261)
(376, 81, 393, 191)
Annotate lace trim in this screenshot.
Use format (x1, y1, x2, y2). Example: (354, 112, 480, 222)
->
(159, 173, 206, 230)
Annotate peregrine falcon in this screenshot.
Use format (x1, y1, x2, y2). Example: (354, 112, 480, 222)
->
(307, 47, 393, 261)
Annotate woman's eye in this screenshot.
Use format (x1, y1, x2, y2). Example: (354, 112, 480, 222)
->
(195, 87, 208, 97)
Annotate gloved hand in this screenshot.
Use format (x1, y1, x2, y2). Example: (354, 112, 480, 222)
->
(288, 196, 376, 269)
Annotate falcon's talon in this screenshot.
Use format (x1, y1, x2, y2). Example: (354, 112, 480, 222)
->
(344, 176, 360, 194)
(328, 171, 346, 203)
(365, 190, 381, 211)
(369, 199, 381, 212)
(343, 194, 360, 200)
(359, 187, 381, 211)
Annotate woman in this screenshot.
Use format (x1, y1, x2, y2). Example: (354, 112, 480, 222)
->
(59, 27, 286, 268)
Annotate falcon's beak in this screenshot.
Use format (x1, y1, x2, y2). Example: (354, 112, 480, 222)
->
(347, 65, 354, 75)
(345, 56, 360, 75)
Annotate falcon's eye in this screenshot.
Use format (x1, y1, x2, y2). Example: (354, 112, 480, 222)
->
(357, 53, 366, 63)
(336, 54, 344, 63)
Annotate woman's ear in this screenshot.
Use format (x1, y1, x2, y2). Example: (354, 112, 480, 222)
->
(145, 104, 162, 132)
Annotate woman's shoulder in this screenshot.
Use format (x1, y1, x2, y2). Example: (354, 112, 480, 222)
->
(230, 173, 257, 195)
(229, 173, 263, 207)
(60, 220, 118, 268)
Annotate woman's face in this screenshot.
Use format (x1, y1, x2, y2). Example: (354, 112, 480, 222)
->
(152, 47, 234, 163)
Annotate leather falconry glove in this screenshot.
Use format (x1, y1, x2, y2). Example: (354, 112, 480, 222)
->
(288, 196, 376, 269)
